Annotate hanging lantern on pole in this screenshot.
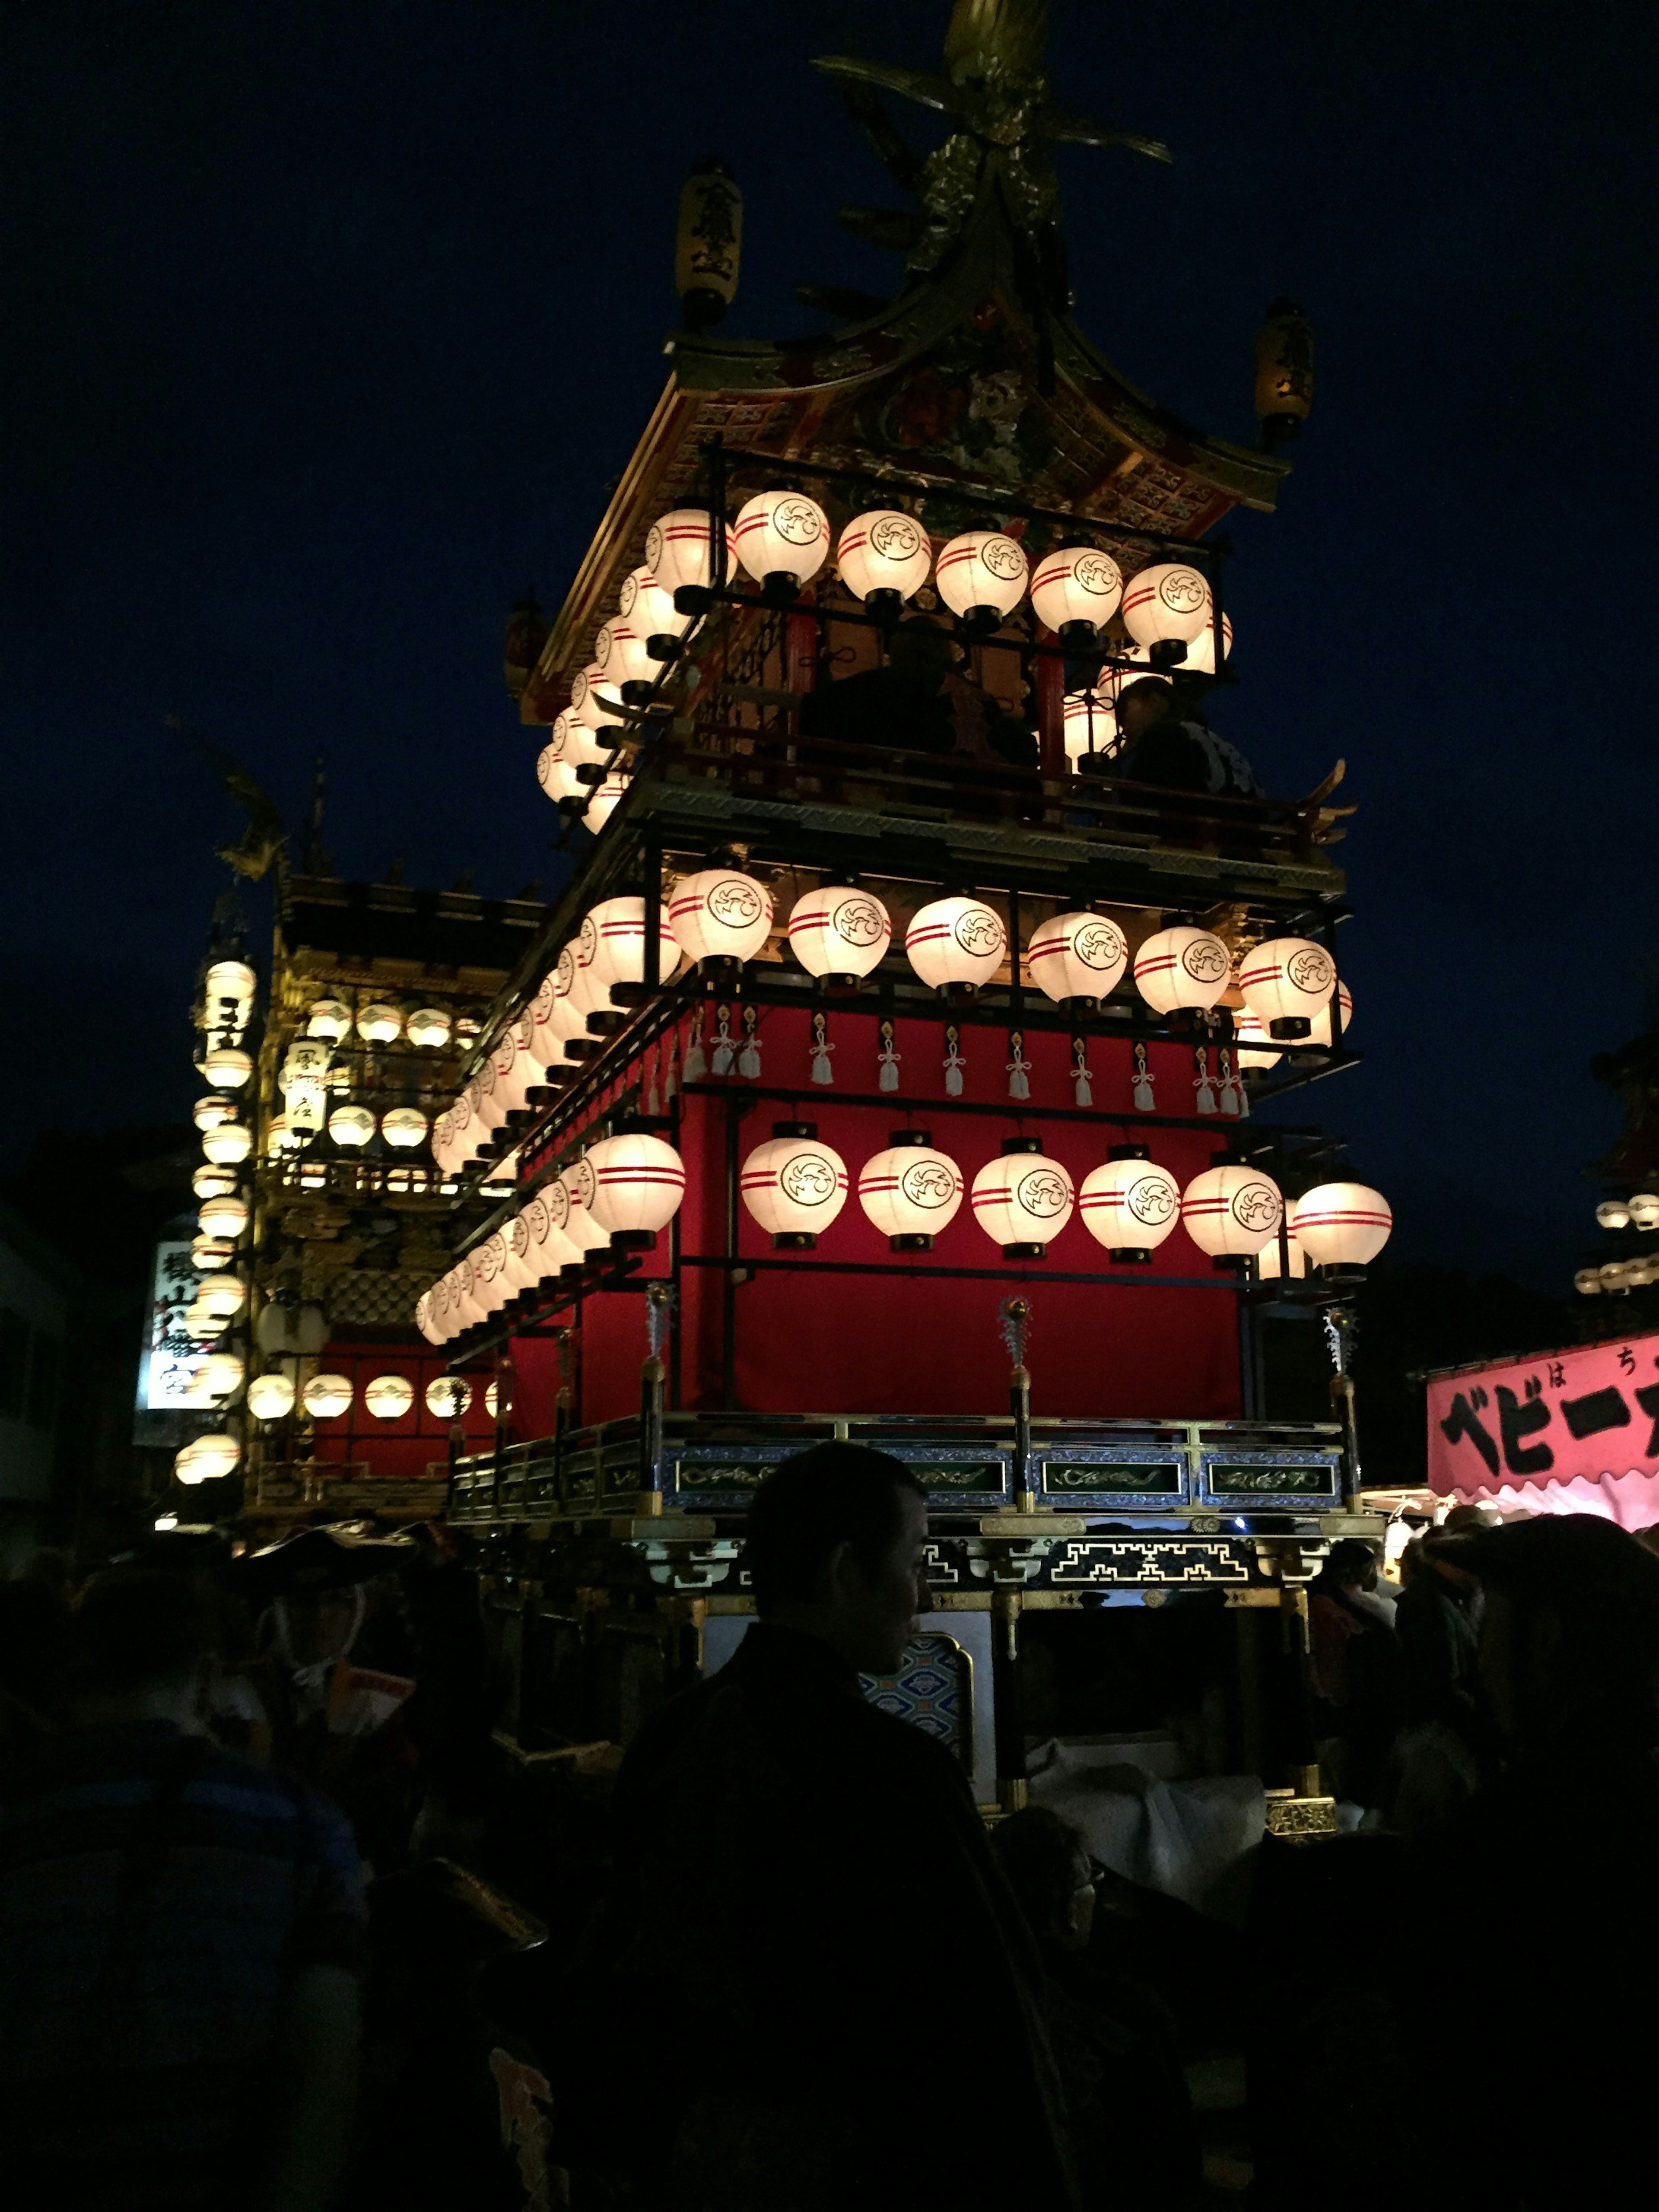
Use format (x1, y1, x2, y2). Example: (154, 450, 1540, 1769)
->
(191, 1236, 235, 1273)
(645, 509, 738, 616)
(934, 530, 1029, 632)
(675, 156, 743, 328)
(559, 1163, 614, 1261)
(1028, 911, 1128, 1011)
(1628, 1192, 1659, 1231)
(1237, 937, 1340, 1041)
(201, 1119, 253, 1166)
(1290, 1183, 1393, 1273)
(584, 1132, 686, 1246)
(193, 1093, 235, 1132)
(307, 1000, 351, 1042)
(1121, 561, 1214, 655)
(197, 1271, 247, 1320)
(533, 1179, 586, 1277)
(1061, 691, 1119, 767)
(247, 1372, 296, 1421)
(668, 868, 774, 967)
(732, 489, 830, 602)
(835, 511, 932, 618)
(1255, 1227, 1308, 1281)
(1181, 1163, 1284, 1258)
(1078, 1150, 1181, 1262)
(1133, 925, 1233, 1015)
(1597, 1198, 1633, 1230)
(741, 1123, 849, 1248)
(568, 666, 626, 738)
(576, 896, 680, 1015)
(365, 1374, 414, 1420)
(327, 1103, 375, 1149)
(381, 1106, 428, 1150)
(595, 615, 659, 704)
(1181, 613, 1234, 676)
(787, 884, 891, 986)
(971, 1140, 1075, 1259)
(583, 767, 631, 833)
(175, 1433, 241, 1484)
(858, 1133, 964, 1250)
(198, 1193, 248, 1242)
(203, 1046, 252, 1090)
(1030, 545, 1124, 649)
(193, 1164, 238, 1200)
(301, 1372, 353, 1419)
(537, 735, 585, 806)
(619, 564, 693, 664)
(426, 1375, 473, 1420)
(356, 1003, 402, 1045)
(905, 895, 1007, 995)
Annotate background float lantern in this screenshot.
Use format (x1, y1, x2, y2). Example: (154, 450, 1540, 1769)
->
(669, 868, 774, 966)
(426, 1376, 473, 1420)
(197, 1271, 247, 1320)
(567, 667, 626, 747)
(1597, 1198, 1633, 1230)
(1182, 613, 1234, 676)
(1630, 1192, 1659, 1231)
(1028, 910, 1128, 1010)
(836, 510, 932, 617)
(1237, 937, 1340, 1041)
(1133, 925, 1232, 1015)
(201, 1119, 252, 1165)
(254, 1300, 328, 1357)
(307, 999, 351, 1042)
(203, 1046, 252, 1090)
(741, 1123, 849, 1248)
(1575, 1267, 1605, 1296)
(787, 884, 891, 986)
(532, 1179, 585, 1277)
(619, 564, 692, 662)
(1030, 545, 1124, 648)
(858, 1132, 963, 1250)
(182, 1296, 223, 1339)
(328, 1103, 375, 1149)
(381, 1106, 428, 1150)
(175, 1432, 240, 1484)
(198, 1193, 248, 1241)
(1062, 692, 1118, 766)
(1078, 1149, 1181, 1262)
(247, 1372, 296, 1421)
(559, 1163, 614, 1263)
(1290, 1182, 1394, 1273)
(405, 1006, 451, 1049)
(732, 489, 830, 601)
(934, 529, 1028, 632)
(971, 1139, 1075, 1259)
(645, 508, 737, 615)
(356, 1003, 402, 1045)
(302, 1372, 353, 1419)
(535, 730, 585, 807)
(585, 1132, 686, 1246)
(473, 1233, 512, 1315)
(415, 1293, 442, 1344)
(194, 1164, 237, 1200)
(191, 1236, 235, 1273)
(203, 959, 256, 1026)
(1255, 1228, 1309, 1281)
(485, 1378, 512, 1421)
(193, 1093, 234, 1132)
(1181, 1163, 1284, 1258)
(197, 1350, 245, 1402)
(365, 1373, 414, 1421)
(905, 895, 1007, 995)
(1121, 560, 1214, 656)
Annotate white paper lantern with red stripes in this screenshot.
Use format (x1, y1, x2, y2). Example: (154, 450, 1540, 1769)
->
(559, 1163, 613, 1257)
(669, 869, 774, 965)
(595, 616, 657, 699)
(1237, 937, 1340, 1041)
(537, 733, 585, 805)
(836, 510, 931, 606)
(575, 896, 680, 1013)
(1122, 560, 1214, 647)
(1182, 613, 1234, 675)
(733, 490, 830, 589)
(644, 509, 737, 600)
(618, 564, 691, 656)
(787, 884, 891, 981)
(970, 1142, 1075, 1256)
(1181, 1163, 1284, 1257)
(741, 1125, 849, 1247)
(568, 665, 626, 735)
(1133, 925, 1232, 1014)
(426, 1375, 473, 1420)
(584, 1133, 686, 1238)
(534, 1179, 586, 1273)
(415, 1293, 442, 1345)
(1290, 1183, 1393, 1268)
(1078, 1156, 1181, 1258)
(1028, 911, 1128, 1006)
(474, 1233, 512, 1315)
(935, 531, 1028, 623)
(858, 1135, 964, 1249)
(905, 896, 1007, 992)
(1030, 546, 1123, 643)
(1254, 1229, 1307, 1281)
(1062, 692, 1119, 766)
(365, 1374, 415, 1420)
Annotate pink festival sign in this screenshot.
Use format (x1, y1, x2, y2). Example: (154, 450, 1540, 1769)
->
(1426, 1332, 1659, 1529)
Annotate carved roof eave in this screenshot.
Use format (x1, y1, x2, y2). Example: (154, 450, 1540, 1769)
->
(527, 165, 1289, 722)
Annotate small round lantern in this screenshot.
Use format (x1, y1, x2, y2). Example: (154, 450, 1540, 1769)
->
(328, 1104, 375, 1149)
(619, 564, 692, 661)
(645, 507, 737, 613)
(1028, 910, 1128, 1009)
(191, 1236, 235, 1273)
(787, 884, 892, 985)
(568, 664, 626, 736)
(533, 1179, 586, 1276)
(1576, 1267, 1605, 1296)
(595, 616, 659, 702)
(858, 1133, 963, 1250)
(499, 1203, 539, 1295)
(1237, 937, 1340, 1041)
(1290, 1182, 1393, 1271)
(905, 895, 1007, 995)
(175, 1432, 241, 1484)
(559, 1164, 614, 1259)
(302, 1372, 353, 1419)
(381, 1106, 428, 1150)
(733, 489, 830, 597)
(1630, 1192, 1659, 1231)
(426, 1376, 473, 1420)
(201, 1119, 252, 1166)
(1182, 612, 1234, 676)
(971, 1140, 1075, 1259)
(203, 959, 257, 1020)
(669, 868, 774, 966)
(307, 999, 351, 1042)
(474, 1233, 512, 1315)
(193, 1093, 235, 1132)
(406, 1006, 451, 1049)
(197, 1271, 247, 1319)
(934, 530, 1029, 629)
(1597, 1198, 1633, 1230)
(203, 1046, 252, 1090)
(1121, 560, 1214, 649)
(197, 1350, 245, 1401)
(182, 1297, 224, 1339)
(415, 1292, 441, 1345)
(199, 1193, 248, 1241)
(356, 1003, 403, 1045)
(194, 1163, 238, 1200)
(1133, 925, 1232, 1015)
(577, 896, 680, 1015)
(1181, 1164, 1284, 1258)
(485, 1378, 512, 1421)
(1030, 545, 1123, 648)
(1231, 1009, 1278, 1072)
(536, 736, 582, 805)
(583, 768, 631, 832)
(1078, 1150, 1181, 1262)
(836, 510, 931, 616)
(365, 1373, 414, 1421)
(741, 1123, 849, 1248)
(1062, 691, 1119, 767)
(247, 1372, 296, 1420)
(585, 1133, 686, 1245)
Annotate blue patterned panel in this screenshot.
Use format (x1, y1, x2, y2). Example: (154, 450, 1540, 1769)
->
(860, 1632, 969, 1764)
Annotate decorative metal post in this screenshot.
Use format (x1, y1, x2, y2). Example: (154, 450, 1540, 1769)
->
(639, 1282, 672, 1511)
(1001, 1296, 1033, 1512)
(1323, 1301, 1362, 1508)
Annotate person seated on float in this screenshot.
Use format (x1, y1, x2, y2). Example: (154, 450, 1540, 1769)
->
(798, 615, 1038, 769)
(1104, 674, 1262, 798)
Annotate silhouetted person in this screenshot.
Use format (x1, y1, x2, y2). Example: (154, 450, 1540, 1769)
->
(0, 1570, 365, 2212)
(1405, 1517, 1659, 2206)
(799, 617, 1038, 767)
(1110, 676, 1261, 796)
(1392, 1522, 1490, 1834)
(579, 1443, 1077, 2209)
(1306, 1540, 1401, 1811)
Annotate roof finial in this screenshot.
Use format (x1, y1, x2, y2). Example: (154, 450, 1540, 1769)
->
(944, 0, 1050, 86)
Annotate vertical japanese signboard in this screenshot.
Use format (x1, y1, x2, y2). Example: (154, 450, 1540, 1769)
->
(138, 1240, 207, 1411)
(1426, 1333, 1659, 1522)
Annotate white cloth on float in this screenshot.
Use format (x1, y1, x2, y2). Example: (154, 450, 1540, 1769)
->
(1026, 1734, 1265, 1912)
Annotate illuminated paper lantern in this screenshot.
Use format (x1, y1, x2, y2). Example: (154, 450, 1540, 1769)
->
(198, 1193, 248, 1241)
(302, 1372, 353, 1419)
(247, 1372, 296, 1420)
(935, 530, 1028, 625)
(595, 615, 658, 701)
(669, 868, 774, 966)
(197, 1271, 247, 1319)
(568, 664, 626, 736)
(381, 1106, 428, 1150)
(175, 1433, 241, 1484)
(1181, 1164, 1284, 1257)
(406, 1006, 451, 1049)
(1028, 911, 1128, 1007)
(583, 767, 631, 831)
(1133, 925, 1232, 1015)
(202, 1119, 252, 1165)
(836, 510, 931, 612)
(1596, 1198, 1633, 1230)
(356, 1003, 402, 1045)
(465, 1062, 505, 1139)
(1575, 1268, 1605, 1296)
(1291, 1182, 1394, 1269)
(787, 884, 892, 983)
(1062, 692, 1118, 766)
(1305, 981, 1354, 1050)
(1232, 1009, 1278, 1073)
(619, 563, 692, 658)
(733, 489, 830, 592)
(194, 1164, 238, 1200)
(473, 1234, 512, 1315)
(1030, 545, 1123, 647)
(414, 1293, 441, 1345)
(1121, 560, 1214, 648)
(365, 1373, 414, 1421)
(194, 1093, 235, 1132)
(645, 508, 737, 607)
(585, 1133, 686, 1240)
(741, 1123, 849, 1248)
(858, 1134, 963, 1250)
(1254, 1229, 1308, 1281)
(307, 999, 351, 1042)
(1182, 612, 1234, 676)
(1078, 1154, 1181, 1260)
(559, 1164, 613, 1258)
(905, 896, 1007, 993)
(203, 960, 257, 1025)
(182, 1298, 224, 1339)
(327, 1104, 375, 1148)
(203, 1046, 252, 1091)
(426, 1375, 473, 1420)
(971, 1141, 1075, 1258)
(532, 1180, 586, 1275)
(1630, 1192, 1659, 1231)
(577, 896, 680, 1014)
(1237, 937, 1341, 1041)
(191, 1236, 235, 1273)
(197, 1351, 245, 1401)
(485, 1379, 512, 1421)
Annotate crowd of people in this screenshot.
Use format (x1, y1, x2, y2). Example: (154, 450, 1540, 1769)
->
(3, 1448, 1659, 2209)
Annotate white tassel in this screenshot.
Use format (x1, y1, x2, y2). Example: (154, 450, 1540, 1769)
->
(1006, 1031, 1031, 1101)
(1132, 1041, 1155, 1113)
(810, 1013, 835, 1086)
(683, 1009, 707, 1083)
(737, 1005, 761, 1080)
(1217, 1048, 1241, 1118)
(877, 1020, 901, 1093)
(1194, 1047, 1217, 1115)
(944, 1025, 966, 1098)
(1071, 1037, 1093, 1108)
(710, 1004, 734, 1077)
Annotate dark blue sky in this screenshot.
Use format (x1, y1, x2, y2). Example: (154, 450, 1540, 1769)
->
(3, 0, 1654, 1289)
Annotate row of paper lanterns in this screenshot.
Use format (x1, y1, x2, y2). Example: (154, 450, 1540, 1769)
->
(172, 1371, 489, 1484)
(417, 1122, 1390, 1341)
(302, 998, 458, 1049)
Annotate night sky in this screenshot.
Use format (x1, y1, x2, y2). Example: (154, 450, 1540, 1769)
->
(4, 1, 1654, 1290)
